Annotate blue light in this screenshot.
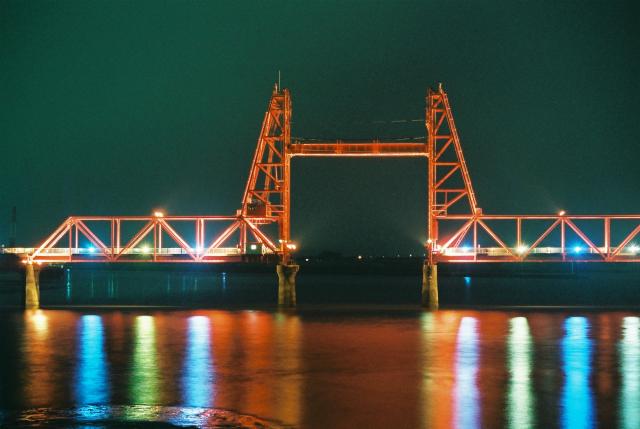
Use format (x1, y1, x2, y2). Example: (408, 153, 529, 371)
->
(454, 317, 480, 429)
(620, 317, 640, 429)
(75, 315, 109, 419)
(573, 246, 583, 254)
(464, 276, 472, 287)
(561, 317, 594, 429)
(182, 316, 214, 407)
(87, 246, 96, 254)
(462, 246, 472, 253)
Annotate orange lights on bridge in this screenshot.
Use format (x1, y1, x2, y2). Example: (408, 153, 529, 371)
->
(20, 83, 640, 265)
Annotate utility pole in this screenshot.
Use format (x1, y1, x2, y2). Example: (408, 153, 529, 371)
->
(9, 206, 16, 247)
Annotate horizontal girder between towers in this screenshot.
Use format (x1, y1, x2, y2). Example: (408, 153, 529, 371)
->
(289, 141, 428, 157)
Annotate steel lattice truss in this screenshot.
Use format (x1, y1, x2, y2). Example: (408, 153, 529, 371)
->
(28, 215, 277, 263)
(25, 84, 640, 263)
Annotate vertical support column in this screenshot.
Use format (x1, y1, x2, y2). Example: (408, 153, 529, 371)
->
(116, 219, 121, 253)
(604, 217, 610, 260)
(280, 87, 292, 265)
(561, 218, 566, 261)
(111, 218, 115, 258)
(422, 261, 438, 310)
(153, 221, 157, 262)
(196, 218, 205, 257)
(68, 224, 73, 262)
(277, 263, 299, 307)
(25, 262, 40, 309)
(424, 88, 439, 309)
(239, 220, 247, 255)
(473, 219, 478, 261)
(281, 153, 292, 264)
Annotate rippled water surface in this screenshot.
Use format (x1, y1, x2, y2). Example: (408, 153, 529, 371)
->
(1, 270, 640, 428)
(1, 307, 640, 428)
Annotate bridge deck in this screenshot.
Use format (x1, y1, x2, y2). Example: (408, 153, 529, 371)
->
(2, 247, 251, 263)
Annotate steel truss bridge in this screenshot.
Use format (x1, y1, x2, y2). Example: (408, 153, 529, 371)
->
(15, 84, 640, 265)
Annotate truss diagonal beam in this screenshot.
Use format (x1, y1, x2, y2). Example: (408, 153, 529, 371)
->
(31, 221, 71, 259)
(158, 220, 197, 261)
(115, 221, 155, 259)
(477, 219, 516, 258)
(564, 219, 605, 258)
(244, 219, 278, 253)
(75, 220, 112, 259)
(200, 221, 241, 260)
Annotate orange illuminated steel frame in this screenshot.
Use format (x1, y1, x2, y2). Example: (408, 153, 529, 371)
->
(27, 84, 640, 264)
(29, 215, 278, 263)
(424, 85, 640, 263)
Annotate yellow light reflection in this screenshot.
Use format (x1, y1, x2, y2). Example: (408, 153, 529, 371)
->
(130, 315, 159, 408)
(420, 312, 436, 427)
(620, 317, 640, 429)
(274, 312, 302, 426)
(242, 311, 273, 419)
(507, 317, 535, 429)
(23, 310, 52, 405)
(420, 312, 457, 429)
(30, 310, 48, 337)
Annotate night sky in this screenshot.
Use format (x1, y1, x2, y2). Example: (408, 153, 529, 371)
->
(2, 1, 639, 256)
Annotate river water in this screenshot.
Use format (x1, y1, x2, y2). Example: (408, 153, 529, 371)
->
(1, 268, 639, 428)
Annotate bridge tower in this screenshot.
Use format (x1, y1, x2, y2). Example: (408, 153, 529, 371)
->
(241, 84, 298, 306)
(424, 84, 479, 309)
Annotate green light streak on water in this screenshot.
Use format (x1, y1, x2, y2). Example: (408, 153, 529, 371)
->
(507, 317, 535, 429)
(130, 315, 159, 409)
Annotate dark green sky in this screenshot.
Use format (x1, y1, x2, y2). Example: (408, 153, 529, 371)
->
(1, 0, 639, 255)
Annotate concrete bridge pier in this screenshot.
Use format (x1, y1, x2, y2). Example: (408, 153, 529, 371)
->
(277, 264, 299, 307)
(24, 262, 40, 309)
(422, 262, 439, 310)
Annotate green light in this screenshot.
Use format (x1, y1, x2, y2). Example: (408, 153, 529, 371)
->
(129, 315, 159, 411)
(507, 317, 535, 429)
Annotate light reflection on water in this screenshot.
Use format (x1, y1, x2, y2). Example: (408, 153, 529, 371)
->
(3, 310, 640, 428)
(507, 317, 535, 429)
(21, 310, 53, 406)
(75, 315, 109, 420)
(130, 315, 159, 408)
(561, 317, 594, 429)
(273, 312, 302, 424)
(182, 316, 214, 407)
(454, 317, 479, 429)
(620, 316, 640, 429)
